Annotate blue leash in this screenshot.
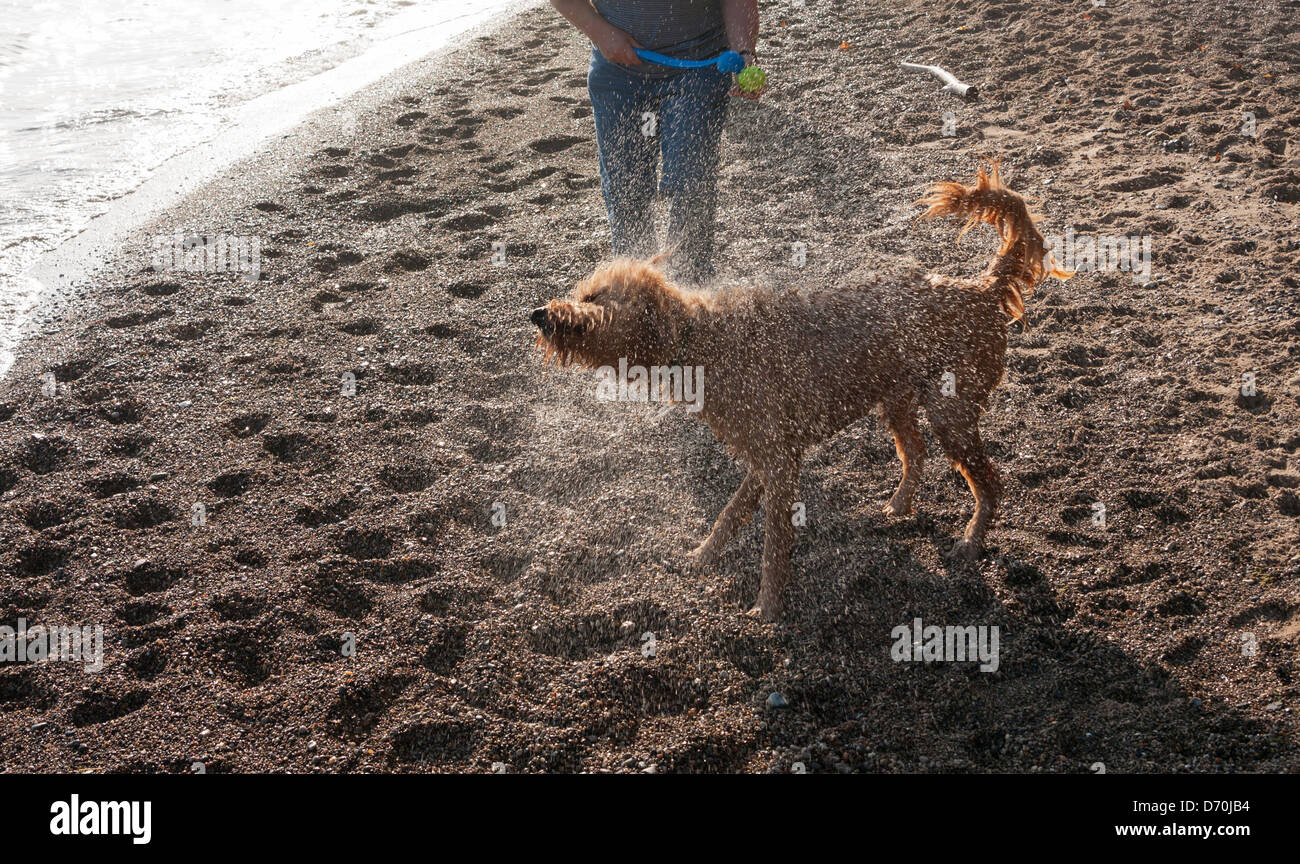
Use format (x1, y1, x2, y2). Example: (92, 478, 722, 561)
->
(633, 48, 746, 74)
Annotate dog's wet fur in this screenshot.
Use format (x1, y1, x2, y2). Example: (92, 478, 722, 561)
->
(532, 162, 1071, 620)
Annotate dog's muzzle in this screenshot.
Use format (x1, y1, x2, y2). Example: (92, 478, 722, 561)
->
(530, 306, 553, 338)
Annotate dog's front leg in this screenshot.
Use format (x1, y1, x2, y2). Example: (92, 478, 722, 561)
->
(687, 467, 763, 566)
(750, 458, 799, 622)
(883, 399, 926, 516)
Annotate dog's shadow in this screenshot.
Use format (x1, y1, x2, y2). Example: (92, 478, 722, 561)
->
(665, 425, 1285, 773)
(762, 527, 1273, 772)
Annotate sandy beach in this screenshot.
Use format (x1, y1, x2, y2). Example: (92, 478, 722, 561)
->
(1, 0, 1298, 773)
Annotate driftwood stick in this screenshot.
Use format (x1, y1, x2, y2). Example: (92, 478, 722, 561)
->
(900, 61, 978, 99)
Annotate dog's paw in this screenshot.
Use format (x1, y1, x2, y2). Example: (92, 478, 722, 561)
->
(746, 599, 783, 623)
(684, 542, 719, 569)
(945, 538, 982, 561)
(882, 498, 913, 517)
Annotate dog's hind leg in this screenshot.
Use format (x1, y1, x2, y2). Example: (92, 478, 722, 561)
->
(687, 466, 763, 566)
(926, 401, 1002, 559)
(882, 398, 926, 516)
(750, 456, 800, 621)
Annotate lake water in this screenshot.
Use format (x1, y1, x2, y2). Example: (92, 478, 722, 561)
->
(0, 0, 522, 374)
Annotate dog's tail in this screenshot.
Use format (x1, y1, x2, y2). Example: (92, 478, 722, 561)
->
(916, 159, 1072, 320)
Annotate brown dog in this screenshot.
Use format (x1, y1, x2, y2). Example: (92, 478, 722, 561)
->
(531, 162, 1070, 620)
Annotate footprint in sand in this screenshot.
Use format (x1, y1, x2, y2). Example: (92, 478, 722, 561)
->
(116, 599, 170, 627)
(140, 282, 181, 297)
(1103, 169, 1182, 193)
(263, 357, 302, 376)
(336, 526, 395, 560)
(207, 470, 254, 498)
(440, 210, 500, 232)
(339, 280, 377, 294)
(202, 625, 276, 685)
(14, 541, 69, 576)
(108, 496, 174, 530)
(377, 457, 440, 492)
(51, 358, 94, 381)
(170, 320, 215, 341)
(98, 398, 143, 424)
(106, 309, 172, 329)
(326, 672, 415, 735)
(226, 411, 271, 438)
(68, 688, 151, 727)
(385, 249, 430, 272)
(383, 359, 440, 387)
(338, 317, 381, 336)
(529, 134, 588, 154)
(306, 569, 374, 618)
(123, 644, 168, 681)
(447, 281, 488, 300)
(210, 590, 267, 621)
(487, 165, 559, 193)
(312, 246, 365, 274)
(106, 432, 152, 457)
(21, 498, 80, 529)
(295, 496, 356, 527)
(357, 196, 442, 222)
(262, 430, 319, 463)
(313, 164, 352, 179)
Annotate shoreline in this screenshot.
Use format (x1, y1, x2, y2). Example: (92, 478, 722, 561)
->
(1, 0, 533, 378)
(1, 0, 1297, 773)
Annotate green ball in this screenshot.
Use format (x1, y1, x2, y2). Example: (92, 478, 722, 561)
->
(737, 65, 766, 93)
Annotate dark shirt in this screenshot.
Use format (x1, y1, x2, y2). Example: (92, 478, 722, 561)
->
(592, 0, 728, 76)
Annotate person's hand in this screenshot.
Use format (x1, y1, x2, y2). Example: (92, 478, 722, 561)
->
(730, 57, 765, 100)
(593, 24, 642, 66)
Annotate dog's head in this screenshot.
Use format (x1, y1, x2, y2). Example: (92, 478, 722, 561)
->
(531, 256, 683, 369)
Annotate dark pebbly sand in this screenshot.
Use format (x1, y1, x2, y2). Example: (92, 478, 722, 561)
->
(1, 0, 1297, 773)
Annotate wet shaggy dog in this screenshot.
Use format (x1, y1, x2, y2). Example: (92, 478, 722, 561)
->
(531, 162, 1070, 620)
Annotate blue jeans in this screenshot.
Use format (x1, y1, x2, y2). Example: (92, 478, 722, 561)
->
(587, 48, 731, 283)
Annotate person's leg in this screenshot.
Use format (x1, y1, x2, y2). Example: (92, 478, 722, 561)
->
(655, 65, 731, 283)
(587, 49, 659, 258)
